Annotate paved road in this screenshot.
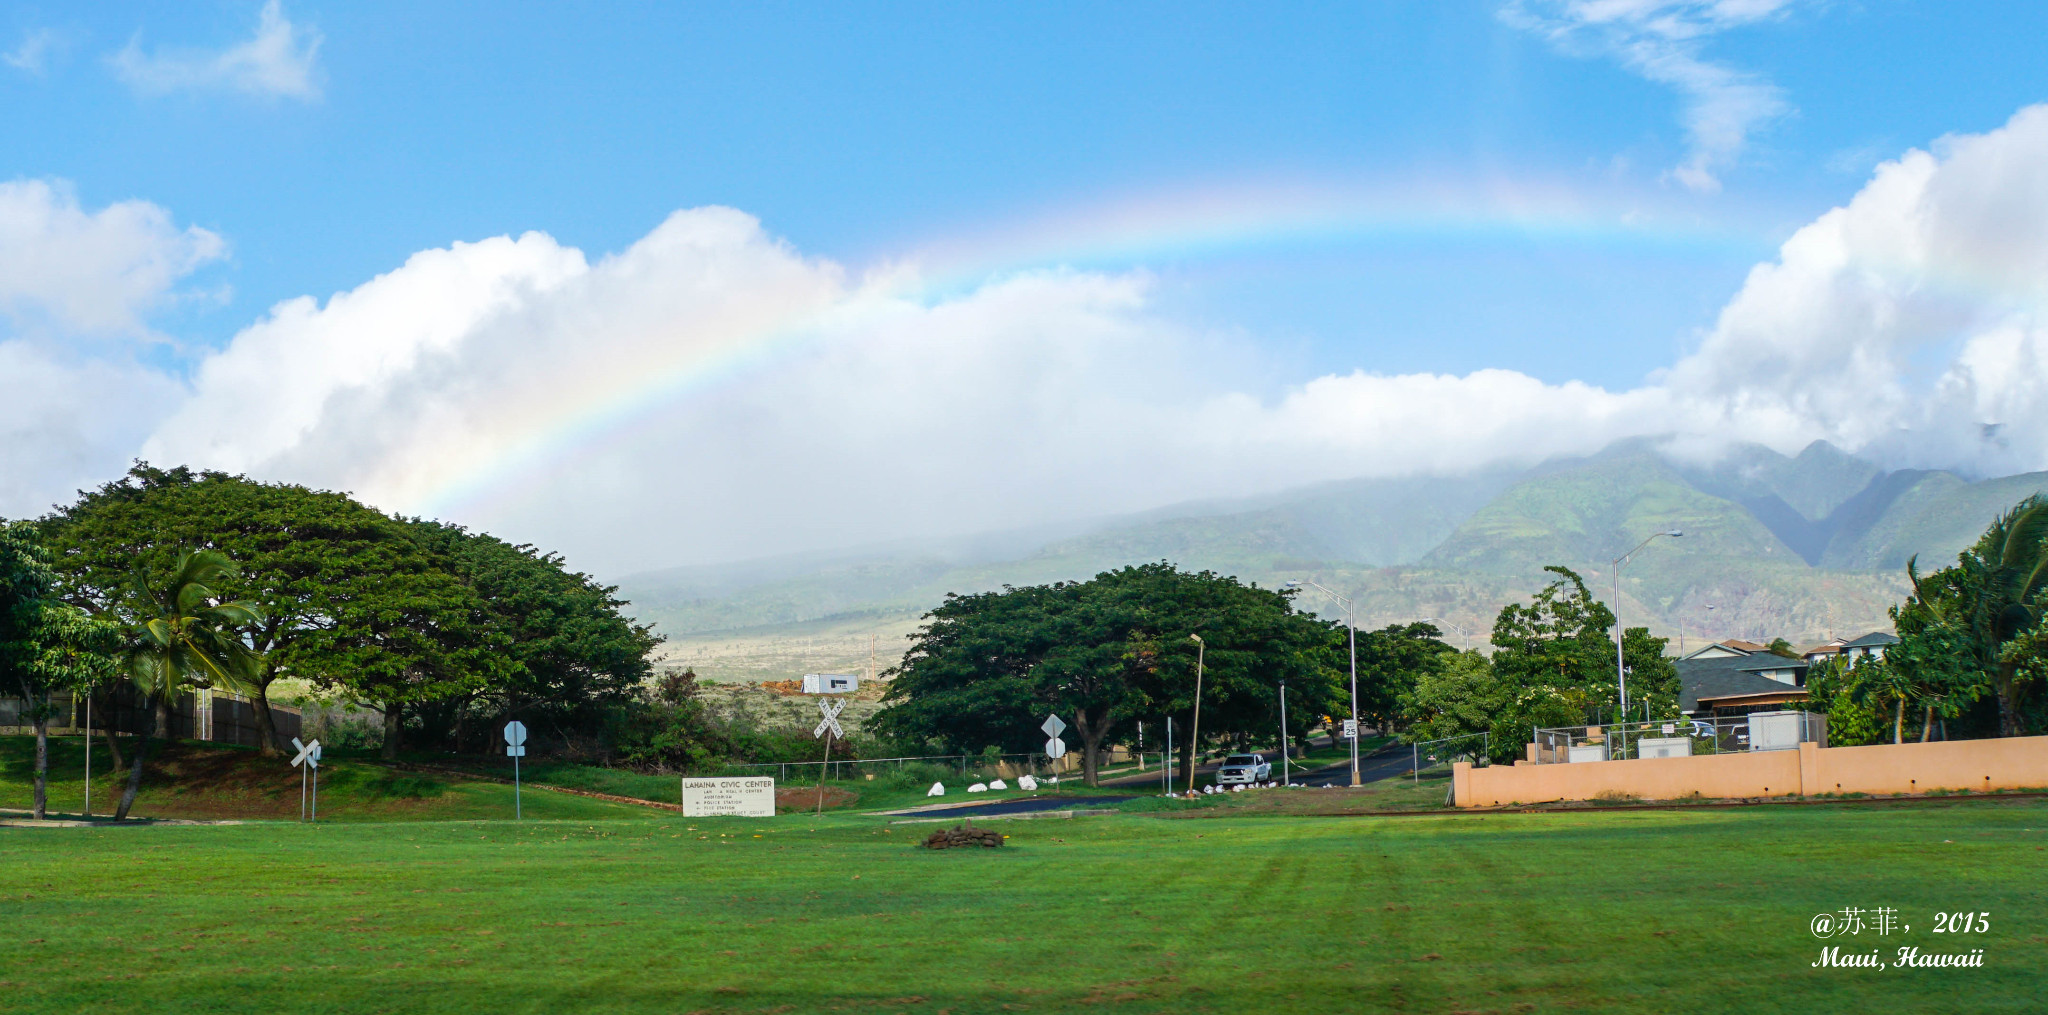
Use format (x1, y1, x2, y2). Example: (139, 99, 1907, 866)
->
(1101, 738, 1416, 790)
(1288, 742, 1414, 786)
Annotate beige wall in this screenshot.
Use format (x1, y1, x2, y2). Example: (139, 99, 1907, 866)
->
(1453, 735, 2048, 807)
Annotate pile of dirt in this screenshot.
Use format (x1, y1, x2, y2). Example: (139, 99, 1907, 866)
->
(922, 822, 1004, 849)
(775, 785, 857, 812)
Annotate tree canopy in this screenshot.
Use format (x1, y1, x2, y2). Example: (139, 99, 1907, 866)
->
(872, 563, 1343, 785)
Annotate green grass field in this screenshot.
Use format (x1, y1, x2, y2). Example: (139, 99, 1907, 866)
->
(4, 790, 2043, 1013)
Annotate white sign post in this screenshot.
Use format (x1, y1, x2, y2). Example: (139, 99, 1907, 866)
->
(812, 698, 846, 815)
(679, 777, 776, 817)
(1042, 714, 1067, 792)
(504, 721, 528, 820)
(290, 737, 322, 822)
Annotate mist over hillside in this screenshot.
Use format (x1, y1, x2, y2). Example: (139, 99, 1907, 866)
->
(619, 439, 2048, 681)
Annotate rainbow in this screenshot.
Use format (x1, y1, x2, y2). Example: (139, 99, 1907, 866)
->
(411, 175, 1781, 519)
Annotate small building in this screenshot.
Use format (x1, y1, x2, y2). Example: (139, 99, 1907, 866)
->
(1678, 641, 1810, 717)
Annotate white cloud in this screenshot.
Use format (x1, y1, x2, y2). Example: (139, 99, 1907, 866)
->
(1504, 0, 1795, 191)
(21, 106, 2048, 572)
(1663, 103, 2048, 474)
(0, 181, 225, 520)
(0, 178, 227, 338)
(4, 29, 57, 74)
(111, 1, 321, 100)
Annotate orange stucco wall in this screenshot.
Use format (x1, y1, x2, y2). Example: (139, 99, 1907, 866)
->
(1452, 735, 2048, 807)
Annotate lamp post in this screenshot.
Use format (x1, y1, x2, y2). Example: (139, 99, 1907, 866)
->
(1421, 616, 1471, 651)
(1278, 679, 1290, 786)
(1186, 634, 1204, 795)
(1285, 579, 1360, 787)
(1613, 529, 1682, 717)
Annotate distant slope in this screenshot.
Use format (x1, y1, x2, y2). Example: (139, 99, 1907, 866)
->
(615, 440, 2047, 682)
(1421, 446, 1802, 574)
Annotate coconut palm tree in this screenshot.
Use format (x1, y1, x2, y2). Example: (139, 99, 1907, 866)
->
(1904, 494, 2048, 738)
(112, 550, 264, 820)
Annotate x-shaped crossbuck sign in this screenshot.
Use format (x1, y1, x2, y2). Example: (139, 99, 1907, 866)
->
(813, 697, 846, 740)
(290, 737, 322, 769)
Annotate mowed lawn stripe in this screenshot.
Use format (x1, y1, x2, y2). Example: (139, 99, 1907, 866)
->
(4, 801, 2045, 1013)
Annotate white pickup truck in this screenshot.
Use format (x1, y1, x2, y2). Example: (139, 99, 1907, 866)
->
(1214, 753, 1273, 786)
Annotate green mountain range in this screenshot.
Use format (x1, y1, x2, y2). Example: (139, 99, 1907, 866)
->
(618, 440, 2048, 681)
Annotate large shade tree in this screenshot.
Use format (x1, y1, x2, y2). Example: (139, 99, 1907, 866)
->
(874, 563, 1341, 786)
(1489, 565, 1676, 724)
(400, 519, 660, 754)
(40, 465, 469, 755)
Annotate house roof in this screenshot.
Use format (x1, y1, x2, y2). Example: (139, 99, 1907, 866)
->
(1844, 631, 1901, 648)
(1736, 658, 1808, 674)
(1695, 687, 1810, 707)
(1719, 640, 1769, 652)
(1681, 643, 1753, 661)
(1678, 653, 1806, 712)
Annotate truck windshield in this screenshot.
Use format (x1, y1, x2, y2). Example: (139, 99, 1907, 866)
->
(1226, 756, 1258, 765)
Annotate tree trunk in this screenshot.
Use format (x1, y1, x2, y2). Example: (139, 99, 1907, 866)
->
(101, 708, 125, 773)
(1071, 707, 1107, 787)
(1893, 696, 1905, 745)
(1176, 724, 1197, 792)
(114, 693, 160, 821)
(251, 675, 283, 756)
(1996, 685, 2019, 737)
(381, 703, 402, 760)
(31, 712, 49, 820)
(1921, 703, 1935, 743)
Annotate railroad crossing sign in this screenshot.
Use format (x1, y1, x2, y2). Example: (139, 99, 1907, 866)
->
(813, 698, 846, 740)
(1041, 714, 1066, 738)
(504, 720, 528, 757)
(290, 737, 322, 822)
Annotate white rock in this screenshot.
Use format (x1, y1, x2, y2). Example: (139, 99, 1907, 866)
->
(967, 783, 988, 793)
(988, 779, 1008, 790)
(1231, 785, 1244, 792)
(1017, 775, 1039, 791)
(928, 782, 946, 797)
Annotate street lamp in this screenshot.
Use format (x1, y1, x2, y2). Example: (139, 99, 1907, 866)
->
(1284, 579, 1360, 787)
(1613, 529, 1682, 717)
(1186, 634, 1204, 795)
(1421, 616, 1471, 651)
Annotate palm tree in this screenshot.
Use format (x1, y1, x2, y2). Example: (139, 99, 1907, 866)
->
(1905, 494, 2048, 737)
(112, 550, 264, 820)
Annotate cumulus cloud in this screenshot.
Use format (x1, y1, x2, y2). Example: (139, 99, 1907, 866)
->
(22, 105, 2048, 573)
(111, 1, 321, 100)
(0, 179, 227, 338)
(1664, 103, 2048, 473)
(0, 182, 221, 516)
(1504, 0, 1795, 191)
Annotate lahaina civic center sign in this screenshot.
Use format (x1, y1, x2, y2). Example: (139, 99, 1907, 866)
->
(680, 777, 776, 817)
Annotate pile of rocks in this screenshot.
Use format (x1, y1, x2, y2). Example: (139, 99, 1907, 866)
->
(922, 822, 1004, 849)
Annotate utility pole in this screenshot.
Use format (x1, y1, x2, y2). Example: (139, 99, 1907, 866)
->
(1286, 580, 1360, 786)
(1613, 530, 1682, 714)
(1278, 680, 1290, 786)
(1186, 634, 1205, 795)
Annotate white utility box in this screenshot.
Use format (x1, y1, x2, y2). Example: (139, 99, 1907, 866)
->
(1567, 744, 1608, 763)
(801, 673, 860, 694)
(1748, 710, 1806, 751)
(1636, 736, 1692, 759)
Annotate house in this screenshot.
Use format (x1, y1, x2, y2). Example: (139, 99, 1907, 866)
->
(1840, 631, 1900, 663)
(1677, 642, 1811, 717)
(1802, 631, 1898, 666)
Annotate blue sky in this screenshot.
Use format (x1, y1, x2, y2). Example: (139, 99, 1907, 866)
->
(8, 1, 2043, 385)
(8, 2, 2048, 569)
